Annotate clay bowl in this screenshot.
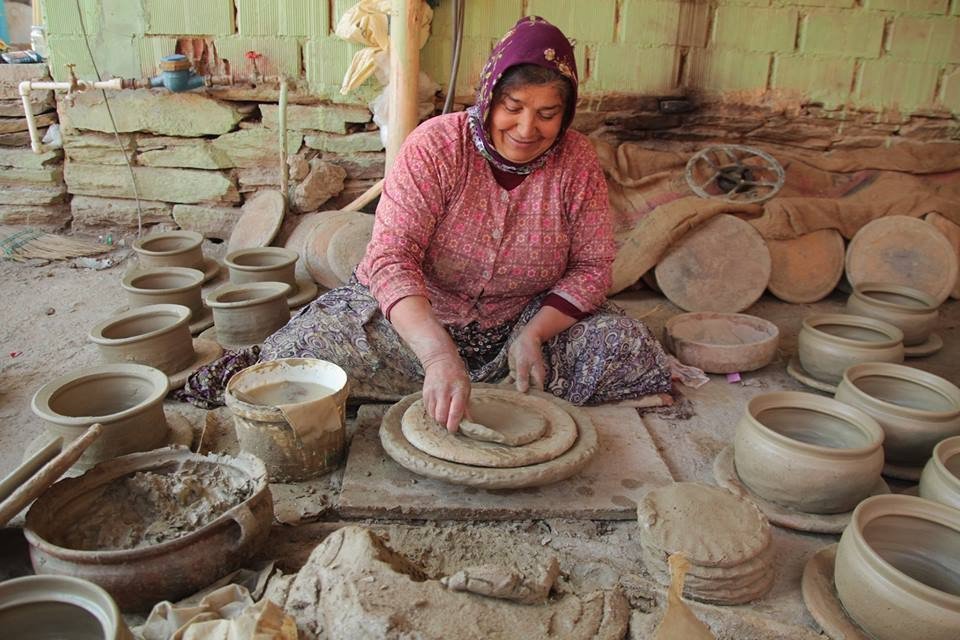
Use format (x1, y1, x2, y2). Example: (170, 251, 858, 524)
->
(132, 230, 204, 270)
(798, 313, 904, 384)
(734, 391, 885, 514)
(834, 494, 960, 640)
(664, 312, 779, 374)
(205, 282, 291, 349)
(31, 364, 170, 471)
(88, 304, 195, 376)
(920, 436, 960, 510)
(224, 247, 298, 287)
(0, 575, 133, 639)
(24, 448, 272, 612)
(835, 363, 960, 466)
(121, 266, 205, 317)
(846, 282, 939, 347)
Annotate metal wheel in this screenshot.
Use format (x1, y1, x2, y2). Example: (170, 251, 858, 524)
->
(685, 144, 785, 204)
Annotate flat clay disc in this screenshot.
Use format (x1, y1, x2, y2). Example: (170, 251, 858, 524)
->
(654, 214, 771, 313)
(327, 215, 375, 285)
(283, 212, 327, 282)
(641, 538, 775, 582)
(904, 332, 943, 358)
(637, 481, 771, 568)
(786, 355, 838, 394)
(767, 229, 845, 303)
(401, 390, 576, 468)
(645, 559, 775, 606)
(227, 190, 286, 255)
(845, 215, 959, 305)
(925, 213, 960, 299)
(304, 211, 364, 289)
(801, 544, 870, 640)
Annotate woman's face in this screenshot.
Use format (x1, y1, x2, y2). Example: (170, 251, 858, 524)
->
(489, 83, 565, 164)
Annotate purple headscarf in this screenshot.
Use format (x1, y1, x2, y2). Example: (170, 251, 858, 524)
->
(466, 16, 579, 175)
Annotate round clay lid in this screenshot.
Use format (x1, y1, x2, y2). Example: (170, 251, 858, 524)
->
(327, 214, 376, 285)
(845, 215, 959, 305)
(654, 215, 771, 313)
(924, 213, 960, 300)
(227, 190, 286, 255)
(304, 211, 364, 289)
(767, 229, 845, 303)
(637, 482, 771, 568)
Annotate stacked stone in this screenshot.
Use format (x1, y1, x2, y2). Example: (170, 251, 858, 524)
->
(638, 482, 776, 605)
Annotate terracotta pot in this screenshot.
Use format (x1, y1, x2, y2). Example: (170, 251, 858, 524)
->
(88, 304, 195, 376)
(798, 313, 904, 384)
(734, 391, 885, 514)
(846, 282, 939, 346)
(919, 436, 960, 510)
(205, 282, 291, 348)
(31, 364, 170, 471)
(834, 494, 960, 640)
(0, 575, 133, 639)
(663, 312, 779, 374)
(835, 362, 960, 466)
(24, 448, 272, 612)
(224, 247, 298, 287)
(121, 267, 205, 317)
(132, 230, 204, 270)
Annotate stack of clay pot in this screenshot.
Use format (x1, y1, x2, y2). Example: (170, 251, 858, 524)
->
(638, 483, 775, 605)
(224, 246, 317, 309)
(293, 211, 375, 289)
(120, 266, 212, 334)
(845, 282, 942, 357)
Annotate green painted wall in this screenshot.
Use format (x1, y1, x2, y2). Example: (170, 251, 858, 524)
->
(41, 0, 960, 114)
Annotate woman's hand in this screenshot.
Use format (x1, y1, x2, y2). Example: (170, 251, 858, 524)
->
(508, 330, 545, 393)
(422, 353, 472, 432)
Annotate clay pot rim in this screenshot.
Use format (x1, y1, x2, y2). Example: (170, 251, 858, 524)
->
(665, 312, 780, 348)
(205, 282, 292, 308)
(23, 447, 269, 561)
(746, 390, 885, 456)
(132, 230, 203, 256)
(224, 247, 298, 272)
(88, 304, 192, 346)
(841, 362, 960, 421)
(0, 574, 125, 634)
(224, 357, 349, 421)
(930, 436, 960, 493)
(847, 494, 960, 608)
(852, 282, 939, 313)
(121, 266, 205, 295)
(802, 313, 904, 348)
(31, 363, 170, 427)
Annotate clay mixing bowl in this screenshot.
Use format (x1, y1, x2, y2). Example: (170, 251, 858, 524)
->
(846, 282, 939, 347)
(205, 282, 291, 348)
(734, 391, 885, 514)
(920, 436, 960, 510)
(88, 304, 195, 376)
(664, 312, 779, 374)
(0, 575, 132, 639)
(224, 247, 298, 287)
(835, 362, 960, 466)
(797, 313, 904, 384)
(121, 267, 205, 317)
(834, 494, 960, 640)
(132, 230, 204, 270)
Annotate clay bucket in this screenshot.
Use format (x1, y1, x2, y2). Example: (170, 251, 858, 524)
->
(121, 267, 205, 317)
(88, 304, 195, 376)
(920, 436, 960, 510)
(205, 282, 291, 348)
(132, 230, 204, 270)
(0, 575, 133, 640)
(798, 313, 904, 384)
(24, 448, 272, 612)
(224, 247, 298, 287)
(734, 391, 885, 514)
(224, 358, 349, 482)
(31, 364, 170, 471)
(846, 282, 939, 346)
(835, 362, 960, 466)
(834, 494, 960, 640)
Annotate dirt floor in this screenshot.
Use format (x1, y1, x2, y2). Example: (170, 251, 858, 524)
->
(1, 240, 957, 639)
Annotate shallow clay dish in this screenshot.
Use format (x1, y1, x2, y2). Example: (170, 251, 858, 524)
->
(801, 545, 870, 640)
(767, 229, 845, 304)
(654, 214, 771, 313)
(227, 190, 285, 255)
(845, 215, 959, 305)
(664, 312, 779, 374)
(925, 212, 960, 299)
(327, 215, 375, 285)
(904, 333, 944, 358)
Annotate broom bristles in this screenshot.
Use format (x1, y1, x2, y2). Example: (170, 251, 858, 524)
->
(0, 227, 109, 262)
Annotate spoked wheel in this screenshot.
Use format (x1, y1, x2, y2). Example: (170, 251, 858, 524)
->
(685, 144, 785, 204)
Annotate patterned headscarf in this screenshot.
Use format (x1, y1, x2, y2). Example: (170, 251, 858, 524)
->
(466, 16, 579, 175)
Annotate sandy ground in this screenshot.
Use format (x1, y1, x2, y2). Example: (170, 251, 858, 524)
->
(1, 241, 958, 638)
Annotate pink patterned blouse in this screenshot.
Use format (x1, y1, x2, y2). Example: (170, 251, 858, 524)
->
(355, 111, 615, 330)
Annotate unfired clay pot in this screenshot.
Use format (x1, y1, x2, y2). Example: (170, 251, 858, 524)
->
(121, 267, 205, 316)
(834, 494, 960, 640)
(31, 364, 170, 470)
(835, 362, 960, 466)
(224, 247, 298, 287)
(663, 312, 779, 374)
(798, 313, 904, 384)
(0, 575, 132, 639)
(734, 391, 885, 514)
(205, 282, 291, 348)
(919, 436, 960, 510)
(132, 230, 204, 270)
(846, 282, 939, 346)
(88, 304, 195, 376)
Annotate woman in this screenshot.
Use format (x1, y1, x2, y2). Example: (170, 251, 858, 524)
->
(179, 17, 671, 427)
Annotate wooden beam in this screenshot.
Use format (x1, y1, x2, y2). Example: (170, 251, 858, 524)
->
(386, 0, 421, 172)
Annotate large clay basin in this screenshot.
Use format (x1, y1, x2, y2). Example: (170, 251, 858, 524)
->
(734, 391, 885, 514)
(663, 312, 779, 374)
(121, 267, 205, 317)
(205, 282, 291, 348)
(132, 230, 204, 270)
(798, 313, 903, 384)
(88, 304, 195, 376)
(835, 363, 960, 466)
(920, 436, 960, 510)
(846, 282, 939, 346)
(834, 494, 960, 640)
(31, 364, 169, 470)
(224, 247, 298, 287)
(0, 575, 132, 639)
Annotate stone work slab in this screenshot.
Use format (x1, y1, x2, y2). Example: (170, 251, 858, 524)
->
(0, 204, 70, 228)
(0, 149, 63, 170)
(0, 185, 67, 206)
(64, 132, 135, 166)
(305, 131, 384, 154)
(0, 97, 55, 118)
(0, 64, 49, 100)
(173, 204, 243, 240)
(0, 167, 64, 185)
(71, 195, 174, 231)
(325, 152, 385, 180)
(338, 404, 674, 521)
(65, 163, 240, 204)
(260, 103, 371, 134)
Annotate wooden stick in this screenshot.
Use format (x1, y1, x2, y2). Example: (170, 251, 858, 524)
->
(343, 178, 384, 212)
(386, 0, 421, 171)
(0, 436, 62, 504)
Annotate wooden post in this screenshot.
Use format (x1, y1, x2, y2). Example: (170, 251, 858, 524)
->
(386, 0, 421, 172)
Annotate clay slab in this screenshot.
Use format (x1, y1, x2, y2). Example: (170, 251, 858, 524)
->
(339, 404, 674, 520)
